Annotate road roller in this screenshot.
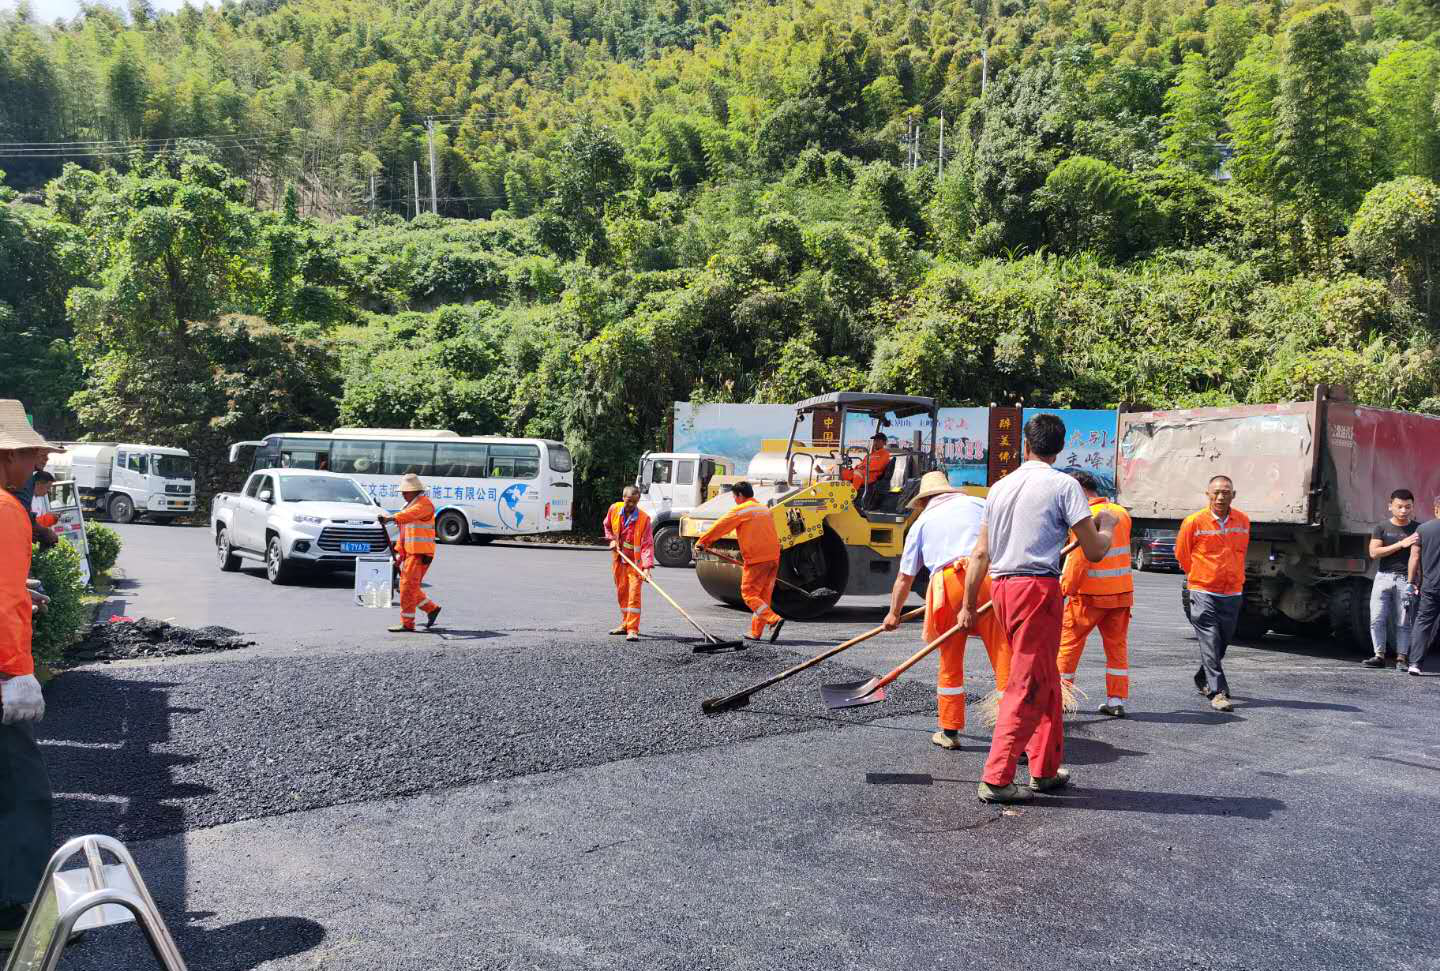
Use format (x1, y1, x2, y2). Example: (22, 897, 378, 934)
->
(681, 392, 973, 619)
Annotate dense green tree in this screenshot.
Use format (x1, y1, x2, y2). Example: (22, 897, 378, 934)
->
(1367, 42, 1440, 181)
(1161, 53, 1224, 175)
(1347, 177, 1440, 325)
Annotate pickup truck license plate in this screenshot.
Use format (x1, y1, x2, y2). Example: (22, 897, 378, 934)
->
(341, 542, 371, 553)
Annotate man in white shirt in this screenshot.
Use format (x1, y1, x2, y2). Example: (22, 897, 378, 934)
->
(961, 414, 1117, 804)
(883, 471, 1010, 751)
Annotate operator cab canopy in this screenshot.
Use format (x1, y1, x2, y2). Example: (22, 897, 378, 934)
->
(791, 392, 938, 420)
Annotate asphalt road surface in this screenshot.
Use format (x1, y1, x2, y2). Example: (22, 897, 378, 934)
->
(33, 523, 1440, 970)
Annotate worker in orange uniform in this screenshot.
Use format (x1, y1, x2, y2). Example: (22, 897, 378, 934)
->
(1176, 474, 1250, 712)
(883, 471, 1010, 751)
(1057, 471, 1134, 718)
(840, 432, 892, 491)
(378, 473, 442, 633)
(0, 400, 61, 952)
(604, 485, 654, 642)
(696, 481, 785, 642)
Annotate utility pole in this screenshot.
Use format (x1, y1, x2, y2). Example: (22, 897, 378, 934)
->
(982, 46, 989, 96)
(369, 173, 376, 213)
(426, 117, 439, 215)
(413, 160, 420, 219)
(937, 111, 945, 179)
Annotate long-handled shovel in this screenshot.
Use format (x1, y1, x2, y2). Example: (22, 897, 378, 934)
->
(700, 547, 839, 600)
(616, 549, 745, 653)
(821, 540, 1080, 710)
(701, 605, 926, 714)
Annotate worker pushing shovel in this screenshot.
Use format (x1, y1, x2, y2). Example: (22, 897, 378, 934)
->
(604, 486, 654, 642)
(695, 481, 787, 644)
(377, 473, 443, 633)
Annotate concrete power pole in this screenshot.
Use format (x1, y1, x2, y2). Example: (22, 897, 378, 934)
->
(426, 117, 439, 215)
(938, 111, 945, 179)
(982, 46, 989, 96)
(413, 160, 420, 219)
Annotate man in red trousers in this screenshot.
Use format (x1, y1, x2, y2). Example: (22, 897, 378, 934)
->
(960, 413, 1117, 804)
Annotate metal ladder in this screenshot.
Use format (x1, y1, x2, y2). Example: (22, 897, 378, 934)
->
(3, 834, 188, 971)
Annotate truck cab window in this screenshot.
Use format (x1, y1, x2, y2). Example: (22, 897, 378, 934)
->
(676, 461, 694, 486)
(127, 453, 147, 474)
(244, 474, 263, 498)
(651, 460, 673, 485)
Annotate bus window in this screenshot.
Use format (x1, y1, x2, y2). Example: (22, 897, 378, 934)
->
(280, 438, 330, 470)
(384, 442, 436, 476)
(548, 445, 573, 473)
(330, 440, 382, 475)
(435, 443, 489, 478)
(489, 443, 539, 480)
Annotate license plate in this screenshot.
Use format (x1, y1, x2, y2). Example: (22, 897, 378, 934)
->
(169, 501, 185, 508)
(341, 542, 371, 553)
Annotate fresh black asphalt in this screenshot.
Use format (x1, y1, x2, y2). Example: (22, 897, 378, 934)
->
(32, 524, 1440, 970)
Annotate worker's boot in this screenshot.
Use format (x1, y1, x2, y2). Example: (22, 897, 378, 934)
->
(977, 781, 1033, 804)
(1361, 654, 1386, 668)
(931, 729, 962, 751)
(768, 620, 785, 643)
(1396, 655, 1409, 671)
(609, 625, 627, 635)
(1029, 767, 1072, 793)
(1194, 668, 1209, 695)
(1098, 701, 1126, 718)
(387, 624, 416, 633)
(425, 606, 442, 629)
(626, 632, 640, 641)
(1210, 692, 1234, 712)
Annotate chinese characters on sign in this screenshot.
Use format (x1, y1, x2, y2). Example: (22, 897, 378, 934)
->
(987, 407, 1023, 483)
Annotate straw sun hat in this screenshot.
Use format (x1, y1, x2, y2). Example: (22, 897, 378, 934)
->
(0, 400, 62, 453)
(398, 472, 427, 493)
(907, 470, 961, 510)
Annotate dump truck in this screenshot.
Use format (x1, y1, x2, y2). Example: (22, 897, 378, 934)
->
(1115, 385, 1440, 650)
(46, 443, 197, 524)
(634, 451, 732, 567)
(681, 392, 969, 619)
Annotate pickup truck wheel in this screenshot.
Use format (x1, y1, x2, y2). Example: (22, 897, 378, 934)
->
(215, 528, 241, 572)
(436, 510, 469, 544)
(109, 494, 135, 524)
(265, 535, 295, 585)
(1133, 547, 1151, 572)
(652, 524, 693, 568)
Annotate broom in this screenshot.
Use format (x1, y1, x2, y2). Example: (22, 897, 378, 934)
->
(974, 679, 1085, 727)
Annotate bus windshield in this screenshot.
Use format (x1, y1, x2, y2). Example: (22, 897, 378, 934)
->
(549, 445, 573, 473)
(153, 455, 194, 479)
(279, 476, 372, 504)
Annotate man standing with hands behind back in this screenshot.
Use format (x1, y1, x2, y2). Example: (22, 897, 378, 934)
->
(1176, 475, 1250, 712)
(961, 414, 1118, 805)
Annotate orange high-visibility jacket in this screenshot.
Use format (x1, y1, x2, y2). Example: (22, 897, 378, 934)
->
(1176, 506, 1250, 596)
(1, 490, 35, 678)
(697, 497, 781, 564)
(394, 495, 438, 557)
(1061, 498, 1133, 602)
(841, 447, 892, 488)
(604, 502, 655, 570)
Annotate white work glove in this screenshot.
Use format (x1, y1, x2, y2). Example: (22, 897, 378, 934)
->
(1, 675, 45, 724)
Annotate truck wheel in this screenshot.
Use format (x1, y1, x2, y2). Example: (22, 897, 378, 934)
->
(109, 494, 135, 525)
(1234, 614, 1270, 641)
(436, 510, 469, 545)
(215, 527, 241, 572)
(1133, 547, 1151, 572)
(1328, 577, 1373, 654)
(265, 535, 295, 585)
(653, 524, 693, 569)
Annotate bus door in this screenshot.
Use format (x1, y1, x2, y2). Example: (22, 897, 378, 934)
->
(545, 442, 574, 529)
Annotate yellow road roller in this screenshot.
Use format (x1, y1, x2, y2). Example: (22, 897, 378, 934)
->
(681, 392, 968, 619)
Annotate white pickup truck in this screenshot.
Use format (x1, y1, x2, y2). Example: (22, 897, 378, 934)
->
(211, 469, 389, 584)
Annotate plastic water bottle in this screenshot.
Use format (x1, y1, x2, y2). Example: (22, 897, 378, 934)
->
(362, 580, 379, 608)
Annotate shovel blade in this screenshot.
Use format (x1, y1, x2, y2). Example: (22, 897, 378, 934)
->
(819, 677, 886, 709)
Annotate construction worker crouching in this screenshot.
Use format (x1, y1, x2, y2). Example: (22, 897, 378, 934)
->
(839, 432, 891, 491)
(883, 471, 1011, 751)
(696, 481, 785, 642)
(605, 486, 654, 641)
(378, 473, 442, 633)
(1057, 471, 1134, 718)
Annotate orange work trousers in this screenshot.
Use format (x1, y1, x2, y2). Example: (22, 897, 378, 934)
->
(398, 555, 440, 630)
(927, 563, 1011, 731)
(1058, 595, 1131, 699)
(741, 559, 782, 638)
(612, 556, 645, 633)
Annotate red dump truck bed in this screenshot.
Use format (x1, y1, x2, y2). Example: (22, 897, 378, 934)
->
(1117, 392, 1440, 535)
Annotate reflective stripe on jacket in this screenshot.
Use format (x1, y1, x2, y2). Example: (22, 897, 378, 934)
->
(604, 502, 655, 570)
(1061, 498, 1133, 600)
(1176, 507, 1250, 596)
(697, 497, 781, 564)
(394, 494, 438, 556)
(0, 491, 35, 678)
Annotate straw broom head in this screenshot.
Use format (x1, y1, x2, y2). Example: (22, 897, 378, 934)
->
(1059, 678, 1085, 715)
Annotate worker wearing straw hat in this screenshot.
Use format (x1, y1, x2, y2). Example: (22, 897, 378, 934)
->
(377, 473, 442, 633)
(0, 400, 63, 951)
(883, 470, 1011, 751)
(604, 485, 654, 642)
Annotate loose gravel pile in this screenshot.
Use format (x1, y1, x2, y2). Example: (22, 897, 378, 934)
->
(67, 618, 255, 664)
(40, 638, 934, 841)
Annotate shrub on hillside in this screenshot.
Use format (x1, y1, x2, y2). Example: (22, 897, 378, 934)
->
(86, 522, 121, 574)
(29, 542, 90, 668)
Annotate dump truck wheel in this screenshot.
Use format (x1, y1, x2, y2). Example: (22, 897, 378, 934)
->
(653, 524, 693, 569)
(1328, 577, 1373, 654)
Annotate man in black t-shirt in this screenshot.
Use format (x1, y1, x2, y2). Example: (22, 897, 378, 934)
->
(1363, 489, 1420, 668)
(1405, 496, 1440, 675)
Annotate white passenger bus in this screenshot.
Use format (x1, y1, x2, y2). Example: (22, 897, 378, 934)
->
(229, 428, 573, 543)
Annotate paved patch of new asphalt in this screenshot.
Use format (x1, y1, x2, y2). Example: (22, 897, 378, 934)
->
(37, 524, 1440, 970)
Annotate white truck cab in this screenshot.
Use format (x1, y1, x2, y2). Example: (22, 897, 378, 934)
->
(636, 451, 730, 567)
(47, 443, 197, 524)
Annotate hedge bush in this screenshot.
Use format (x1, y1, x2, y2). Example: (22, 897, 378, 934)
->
(85, 522, 121, 574)
(29, 542, 90, 668)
